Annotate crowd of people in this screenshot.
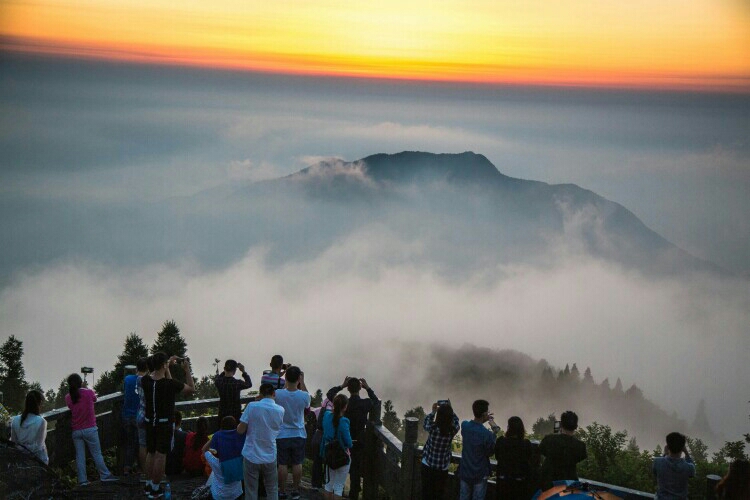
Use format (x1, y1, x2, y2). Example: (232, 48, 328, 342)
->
(2, 353, 749, 500)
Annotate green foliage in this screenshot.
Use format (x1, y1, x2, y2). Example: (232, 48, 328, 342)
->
(0, 335, 27, 412)
(712, 440, 749, 465)
(194, 375, 219, 400)
(93, 369, 118, 395)
(531, 414, 556, 439)
(382, 399, 402, 435)
(114, 333, 149, 378)
(577, 422, 629, 480)
(151, 320, 189, 385)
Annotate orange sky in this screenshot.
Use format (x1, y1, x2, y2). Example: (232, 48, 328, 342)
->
(2, 0, 749, 91)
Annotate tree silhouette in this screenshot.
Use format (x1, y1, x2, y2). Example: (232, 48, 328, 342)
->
(0, 335, 27, 412)
(151, 320, 189, 383)
(382, 400, 402, 435)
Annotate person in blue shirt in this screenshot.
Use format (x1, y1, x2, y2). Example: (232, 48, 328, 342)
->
(121, 360, 147, 476)
(459, 400, 501, 500)
(320, 394, 353, 499)
(653, 432, 696, 499)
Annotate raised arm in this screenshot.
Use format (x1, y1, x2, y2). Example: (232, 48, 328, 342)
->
(181, 359, 195, 395)
(326, 376, 350, 402)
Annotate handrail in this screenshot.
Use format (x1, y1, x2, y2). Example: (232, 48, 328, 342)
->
(365, 414, 657, 499)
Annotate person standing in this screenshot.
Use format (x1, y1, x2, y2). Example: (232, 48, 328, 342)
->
(320, 394, 353, 499)
(121, 364, 140, 475)
(459, 400, 500, 500)
(215, 359, 252, 422)
(141, 353, 195, 498)
(538, 411, 587, 489)
(652, 432, 696, 500)
(10, 390, 48, 464)
(421, 401, 460, 500)
(326, 376, 379, 500)
(274, 366, 310, 500)
(237, 383, 285, 500)
(66, 373, 118, 486)
(261, 355, 287, 390)
(494, 416, 533, 500)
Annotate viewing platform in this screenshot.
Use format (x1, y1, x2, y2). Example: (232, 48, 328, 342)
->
(0, 391, 722, 499)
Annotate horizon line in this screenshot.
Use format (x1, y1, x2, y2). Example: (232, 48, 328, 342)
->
(3, 36, 750, 95)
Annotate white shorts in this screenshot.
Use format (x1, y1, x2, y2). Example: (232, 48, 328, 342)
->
(324, 462, 351, 496)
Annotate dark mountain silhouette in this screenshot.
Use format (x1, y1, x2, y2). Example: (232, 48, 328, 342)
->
(276, 151, 724, 276)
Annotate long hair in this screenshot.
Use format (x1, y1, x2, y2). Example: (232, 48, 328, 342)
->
(435, 404, 455, 436)
(505, 416, 525, 439)
(21, 390, 43, 424)
(67, 373, 83, 404)
(192, 416, 209, 450)
(332, 394, 348, 429)
(716, 459, 750, 499)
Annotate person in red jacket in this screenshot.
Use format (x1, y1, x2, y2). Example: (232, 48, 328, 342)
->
(183, 416, 210, 475)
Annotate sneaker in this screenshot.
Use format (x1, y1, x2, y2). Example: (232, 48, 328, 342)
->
(79, 482, 89, 487)
(101, 475, 120, 482)
(148, 486, 163, 499)
(291, 491, 301, 500)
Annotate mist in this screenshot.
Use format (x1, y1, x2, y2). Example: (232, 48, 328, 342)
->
(2, 55, 749, 452)
(2, 232, 747, 449)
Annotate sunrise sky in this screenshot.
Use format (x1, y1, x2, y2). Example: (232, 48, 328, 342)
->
(2, 0, 749, 91)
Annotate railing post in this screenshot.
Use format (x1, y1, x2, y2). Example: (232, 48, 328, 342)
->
(705, 474, 721, 500)
(111, 396, 124, 473)
(401, 417, 419, 500)
(363, 402, 382, 500)
(53, 413, 73, 467)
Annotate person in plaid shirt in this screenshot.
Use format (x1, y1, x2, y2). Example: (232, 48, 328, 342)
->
(422, 401, 460, 500)
(215, 359, 252, 421)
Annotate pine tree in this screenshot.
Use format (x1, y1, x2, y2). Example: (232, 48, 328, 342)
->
(0, 335, 27, 412)
(151, 320, 189, 382)
(613, 378, 624, 393)
(382, 400, 402, 435)
(115, 333, 149, 377)
(94, 369, 119, 395)
(54, 377, 68, 408)
(570, 363, 580, 381)
(583, 367, 595, 384)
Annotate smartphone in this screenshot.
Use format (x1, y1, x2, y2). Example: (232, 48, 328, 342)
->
(554, 421, 561, 433)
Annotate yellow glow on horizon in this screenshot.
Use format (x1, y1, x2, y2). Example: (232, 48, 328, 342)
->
(1, 0, 749, 91)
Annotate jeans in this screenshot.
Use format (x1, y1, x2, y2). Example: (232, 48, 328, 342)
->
(243, 458, 277, 500)
(421, 464, 449, 500)
(122, 416, 139, 469)
(459, 477, 488, 500)
(72, 426, 115, 484)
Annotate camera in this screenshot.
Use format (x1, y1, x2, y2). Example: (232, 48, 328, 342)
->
(436, 399, 451, 407)
(282, 363, 290, 370)
(554, 421, 561, 433)
(81, 367, 94, 374)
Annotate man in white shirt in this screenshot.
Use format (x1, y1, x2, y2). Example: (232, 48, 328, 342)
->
(273, 366, 311, 500)
(237, 383, 285, 500)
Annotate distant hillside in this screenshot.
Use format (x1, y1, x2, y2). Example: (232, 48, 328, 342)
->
(380, 343, 711, 449)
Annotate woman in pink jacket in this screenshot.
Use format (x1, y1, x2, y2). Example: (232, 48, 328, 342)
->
(65, 373, 118, 486)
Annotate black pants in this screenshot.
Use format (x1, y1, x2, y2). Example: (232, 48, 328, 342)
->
(311, 429, 324, 488)
(496, 477, 530, 500)
(348, 445, 364, 499)
(421, 464, 448, 500)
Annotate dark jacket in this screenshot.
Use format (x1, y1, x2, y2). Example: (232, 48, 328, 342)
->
(326, 385, 379, 444)
(538, 433, 587, 487)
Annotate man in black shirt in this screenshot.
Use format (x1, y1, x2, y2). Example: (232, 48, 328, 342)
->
(142, 352, 194, 499)
(538, 410, 587, 489)
(214, 359, 252, 421)
(327, 376, 379, 500)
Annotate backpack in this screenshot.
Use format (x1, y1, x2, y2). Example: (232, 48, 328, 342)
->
(324, 418, 349, 470)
